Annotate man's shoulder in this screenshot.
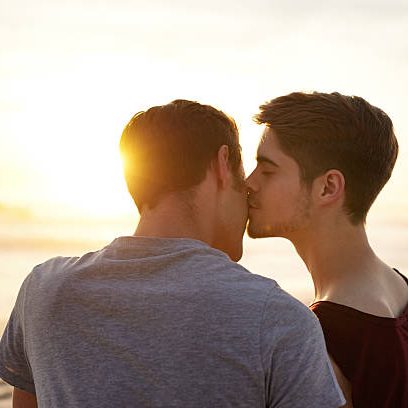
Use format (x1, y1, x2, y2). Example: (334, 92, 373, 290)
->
(260, 285, 322, 341)
(199, 250, 280, 290)
(202, 253, 310, 314)
(26, 249, 101, 288)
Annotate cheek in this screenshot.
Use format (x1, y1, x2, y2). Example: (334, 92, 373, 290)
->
(229, 191, 248, 222)
(262, 182, 300, 210)
(239, 192, 249, 218)
(262, 181, 285, 201)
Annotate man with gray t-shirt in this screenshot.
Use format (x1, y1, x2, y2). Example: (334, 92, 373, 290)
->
(0, 100, 345, 407)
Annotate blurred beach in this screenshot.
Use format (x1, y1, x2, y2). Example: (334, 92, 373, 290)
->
(0, 380, 12, 408)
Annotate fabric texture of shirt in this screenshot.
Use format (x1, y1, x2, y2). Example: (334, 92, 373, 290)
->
(1, 236, 344, 407)
(310, 271, 408, 408)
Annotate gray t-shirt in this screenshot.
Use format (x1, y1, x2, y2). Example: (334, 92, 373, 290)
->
(0, 237, 344, 407)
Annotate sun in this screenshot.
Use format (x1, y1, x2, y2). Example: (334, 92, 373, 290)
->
(45, 145, 134, 218)
(9, 85, 138, 219)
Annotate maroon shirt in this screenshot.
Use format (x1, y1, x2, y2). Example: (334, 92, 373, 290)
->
(310, 271, 408, 408)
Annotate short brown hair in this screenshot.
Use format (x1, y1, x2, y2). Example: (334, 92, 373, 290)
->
(254, 92, 398, 224)
(120, 99, 242, 212)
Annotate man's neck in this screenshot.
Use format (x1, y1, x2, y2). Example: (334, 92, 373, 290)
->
(291, 221, 382, 299)
(134, 193, 216, 246)
(290, 219, 408, 317)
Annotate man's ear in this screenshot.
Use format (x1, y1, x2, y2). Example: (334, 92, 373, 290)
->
(213, 145, 230, 189)
(313, 169, 345, 206)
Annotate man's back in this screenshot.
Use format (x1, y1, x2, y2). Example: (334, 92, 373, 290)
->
(0, 236, 343, 407)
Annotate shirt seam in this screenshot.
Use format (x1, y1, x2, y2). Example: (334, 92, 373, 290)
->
(258, 284, 276, 406)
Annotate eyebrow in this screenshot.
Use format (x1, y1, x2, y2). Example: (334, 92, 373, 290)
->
(256, 155, 279, 167)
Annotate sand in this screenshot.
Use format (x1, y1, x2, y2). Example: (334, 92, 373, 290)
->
(0, 380, 11, 408)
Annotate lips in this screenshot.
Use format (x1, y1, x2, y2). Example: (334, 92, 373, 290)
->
(247, 195, 259, 209)
(248, 200, 259, 210)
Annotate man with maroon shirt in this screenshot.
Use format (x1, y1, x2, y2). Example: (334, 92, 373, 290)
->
(246, 91, 408, 408)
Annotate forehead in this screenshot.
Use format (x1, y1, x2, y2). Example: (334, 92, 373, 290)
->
(256, 127, 302, 173)
(258, 128, 288, 159)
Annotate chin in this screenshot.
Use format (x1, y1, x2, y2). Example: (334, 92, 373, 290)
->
(229, 246, 243, 262)
(214, 221, 246, 261)
(246, 221, 264, 238)
(247, 222, 279, 239)
(212, 238, 243, 262)
(223, 240, 243, 262)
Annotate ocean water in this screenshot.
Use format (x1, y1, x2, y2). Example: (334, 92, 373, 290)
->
(1, 215, 407, 331)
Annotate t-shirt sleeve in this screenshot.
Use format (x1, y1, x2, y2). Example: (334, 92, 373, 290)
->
(0, 275, 36, 394)
(260, 289, 345, 408)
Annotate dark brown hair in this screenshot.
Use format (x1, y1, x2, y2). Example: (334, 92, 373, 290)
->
(120, 99, 242, 212)
(255, 92, 398, 224)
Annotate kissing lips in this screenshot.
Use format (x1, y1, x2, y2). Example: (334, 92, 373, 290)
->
(248, 201, 260, 210)
(247, 196, 259, 209)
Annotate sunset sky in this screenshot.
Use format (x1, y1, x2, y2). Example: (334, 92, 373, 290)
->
(1, 0, 407, 221)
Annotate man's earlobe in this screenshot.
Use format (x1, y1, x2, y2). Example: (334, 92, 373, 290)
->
(317, 170, 345, 204)
(215, 145, 230, 188)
